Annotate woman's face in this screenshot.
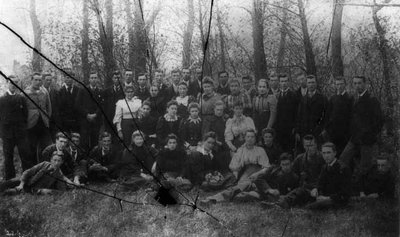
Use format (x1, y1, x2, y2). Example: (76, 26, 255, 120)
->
(245, 132, 256, 146)
(258, 81, 268, 95)
(203, 137, 215, 151)
(125, 89, 134, 100)
(141, 105, 151, 116)
(233, 106, 243, 117)
(167, 105, 178, 116)
(189, 108, 199, 119)
(167, 139, 177, 150)
(150, 86, 159, 97)
(133, 135, 144, 147)
(263, 133, 274, 146)
(178, 85, 188, 96)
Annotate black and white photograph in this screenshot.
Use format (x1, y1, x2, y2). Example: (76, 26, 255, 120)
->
(0, 0, 399, 236)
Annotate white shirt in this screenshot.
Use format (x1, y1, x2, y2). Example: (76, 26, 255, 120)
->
(113, 97, 142, 131)
(176, 96, 190, 106)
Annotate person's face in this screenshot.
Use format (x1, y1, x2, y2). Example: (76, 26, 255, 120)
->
(50, 155, 63, 169)
(258, 81, 268, 95)
(44, 76, 52, 88)
(297, 75, 307, 88)
(133, 135, 144, 147)
(101, 137, 112, 150)
(269, 76, 279, 89)
(303, 139, 317, 155)
(196, 69, 202, 80)
(8, 78, 20, 93)
(150, 86, 159, 97)
(203, 137, 215, 151)
(214, 105, 224, 117)
(376, 159, 389, 173)
(353, 77, 366, 94)
(245, 132, 256, 146)
(280, 160, 292, 173)
(230, 82, 240, 94)
(89, 73, 98, 87)
(172, 72, 180, 84)
(70, 137, 80, 149)
(263, 133, 274, 146)
(112, 74, 121, 86)
(202, 83, 213, 95)
(167, 139, 177, 150)
(242, 79, 252, 90)
(219, 72, 228, 85)
(280, 77, 289, 91)
(189, 108, 199, 118)
(182, 69, 190, 81)
(233, 106, 243, 117)
(141, 105, 151, 116)
(32, 75, 42, 89)
(307, 78, 317, 92)
(167, 105, 177, 116)
(178, 84, 188, 96)
(126, 89, 134, 100)
(138, 76, 147, 86)
(155, 72, 163, 83)
(321, 146, 336, 164)
(333, 79, 345, 93)
(125, 72, 133, 83)
(56, 137, 68, 150)
(65, 76, 73, 88)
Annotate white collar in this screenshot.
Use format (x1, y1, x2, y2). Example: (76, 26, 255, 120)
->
(188, 117, 201, 124)
(164, 113, 178, 122)
(196, 146, 213, 158)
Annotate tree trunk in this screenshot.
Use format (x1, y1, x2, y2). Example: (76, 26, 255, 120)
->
(182, 0, 195, 68)
(124, 0, 135, 72)
(276, 0, 289, 74)
(81, 0, 90, 84)
(133, 0, 147, 77)
(30, 0, 42, 72)
(198, 0, 212, 77)
(252, 0, 268, 80)
(297, 0, 316, 75)
(372, 3, 395, 138)
(216, 5, 226, 71)
(331, 0, 344, 77)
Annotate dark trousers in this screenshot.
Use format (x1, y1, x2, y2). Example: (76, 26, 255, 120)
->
(27, 118, 52, 164)
(283, 187, 316, 207)
(80, 119, 101, 151)
(2, 131, 32, 180)
(276, 127, 295, 152)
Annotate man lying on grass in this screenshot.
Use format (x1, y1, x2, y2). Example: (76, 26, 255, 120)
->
(0, 151, 77, 195)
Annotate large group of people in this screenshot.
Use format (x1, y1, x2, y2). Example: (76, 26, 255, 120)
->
(0, 68, 395, 209)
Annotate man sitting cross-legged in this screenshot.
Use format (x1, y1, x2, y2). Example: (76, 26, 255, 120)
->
(0, 151, 76, 195)
(200, 129, 270, 204)
(87, 132, 121, 182)
(305, 142, 351, 209)
(67, 133, 88, 185)
(41, 132, 85, 186)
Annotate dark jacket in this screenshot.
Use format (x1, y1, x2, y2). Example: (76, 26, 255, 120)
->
(267, 167, 299, 195)
(325, 92, 353, 142)
(216, 84, 230, 96)
(156, 149, 186, 175)
(0, 92, 28, 138)
(202, 115, 226, 145)
(119, 145, 158, 177)
(275, 89, 299, 134)
(41, 144, 75, 176)
(188, 80, 202, 98)
(317, 160, 351, 203)
(361, 165, 395, 198)
(292, 152, 325, 190)
(57, 85, 80, 126)
(260, 143, 282, 166)
(102, 86, 124, 125)
(173, 95, 197, 119)
(156, 116, 181, 145)
(179, 118, 203, 146)
(88, 145, 120, 173)
(183, 150, 221, 185)
(350, 91, 383, 145)
(296, 92, 328, 137)
(75, 86, 104, 123)
(134, 86, 150, 102)
(145, 95, 167, 118)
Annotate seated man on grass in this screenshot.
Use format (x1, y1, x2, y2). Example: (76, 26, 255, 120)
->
(359, 156, 395, 200)
(200, 129, 270, 204)
(0, 151, 76, 195)
(88, 132, 121, 182)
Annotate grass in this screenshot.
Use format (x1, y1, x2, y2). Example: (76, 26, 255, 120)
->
(0, 143, 398, 237)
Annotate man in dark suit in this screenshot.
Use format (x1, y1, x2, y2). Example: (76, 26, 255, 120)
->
(0, 75, 31, 180)
(340, 76, 383, 183)
(134, 73, 150, 102)
(275, 74, 299, 152)
(42, 73, 58, 139)
(103, 70, 124, 135)
(306, 142, 351, 209)
(216, 71, 230, 97)
(154, 69, 169, 99)
(188, 68, 202, 98)
(323, 76, 353, 156)
(165, 69, 181, 100)
(75, 71, 104, 151)
(295, 72, 308, 100)
(57, 71, 80, 133)
(295, 75, 328, 141)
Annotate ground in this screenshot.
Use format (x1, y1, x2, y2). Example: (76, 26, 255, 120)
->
(0, 143, 398, 237)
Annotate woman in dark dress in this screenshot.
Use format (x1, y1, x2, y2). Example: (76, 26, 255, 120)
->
(156, 100, 181, 147)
